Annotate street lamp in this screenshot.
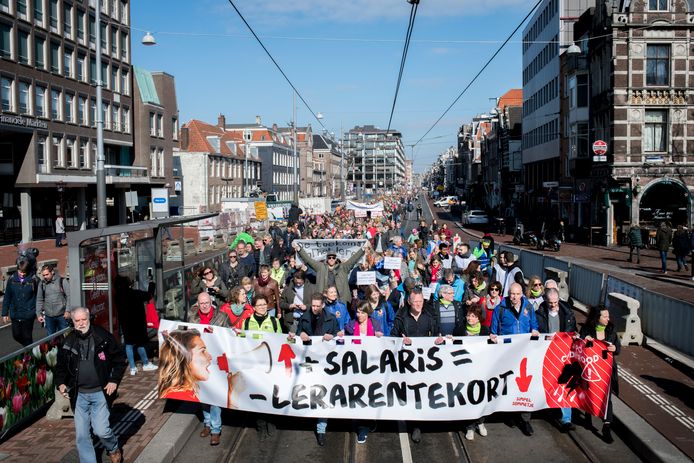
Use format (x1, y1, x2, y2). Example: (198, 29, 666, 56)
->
(141, 32, 157, 46)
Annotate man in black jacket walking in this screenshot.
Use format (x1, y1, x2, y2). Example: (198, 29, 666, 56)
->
(55, 307, 126, 463)
(2, 260, 38, 346)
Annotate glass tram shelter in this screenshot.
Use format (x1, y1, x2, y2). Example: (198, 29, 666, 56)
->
(66, 213, 228, 333)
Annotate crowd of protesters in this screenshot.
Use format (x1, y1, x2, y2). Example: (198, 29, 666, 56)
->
(176, 193, 619, 448)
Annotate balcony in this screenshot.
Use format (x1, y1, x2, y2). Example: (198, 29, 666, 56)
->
(104, 164, 150, 184)
(629, 89, 687, 106)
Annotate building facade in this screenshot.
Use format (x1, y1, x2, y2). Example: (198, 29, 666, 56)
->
(579, 0, 694, 245)
(522, 0, 595, 214)
(344, 125, 406, 197)
(0, 0, 133, 242)
(312, 132, 343, 198)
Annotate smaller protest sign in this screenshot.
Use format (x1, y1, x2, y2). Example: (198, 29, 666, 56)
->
(422, 287, 433, 300)
(356, 271, 377, 285)
(354, 210, 368, 218)
(383, 256, 402, 270)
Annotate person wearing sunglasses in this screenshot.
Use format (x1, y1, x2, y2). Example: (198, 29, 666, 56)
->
(192, 267, 229, 307)
(525, 276, 544, 312)
(479, 281, 503, 328)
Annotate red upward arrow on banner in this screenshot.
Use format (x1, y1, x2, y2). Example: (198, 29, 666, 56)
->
(515, 357, 533, 392)
(278, 344, 296, 376)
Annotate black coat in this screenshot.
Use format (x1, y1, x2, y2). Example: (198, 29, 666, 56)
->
(296, 309, 339, 337)
(579, 322, 620, 395)
(115, 287, 150, 346)
(426, 300, 466, 336)
(536, 300, 577, 334)
(54, 325, 126, 408)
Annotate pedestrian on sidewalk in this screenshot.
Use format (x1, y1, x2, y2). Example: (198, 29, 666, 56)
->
(2, 259, 38, 346)
(655, 221, 673, 274)
(114, 276, 158, 376)
(36, 264, 70, 335)
(55, 307, 126, 463)
(626, 222, 643, 264)
(672, 225, 691, 272)
(55, 214, 65, 247)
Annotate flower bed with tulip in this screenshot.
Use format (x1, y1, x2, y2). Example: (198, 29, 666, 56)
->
(0, 337, 60, 437)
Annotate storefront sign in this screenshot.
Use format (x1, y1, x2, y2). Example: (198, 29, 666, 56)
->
(0, 114, 48, 129)
(157, 324, 614, 421)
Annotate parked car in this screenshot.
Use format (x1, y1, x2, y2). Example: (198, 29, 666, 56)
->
(433, 196, 457, 208)
(462, 210, 489, 225)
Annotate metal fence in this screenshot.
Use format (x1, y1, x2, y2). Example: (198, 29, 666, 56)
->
(604, 275, 644, 305)
(568, 265, 605, 308)
(543, 256, 571, 274)
(640, 291, 694, 356)
(519, 250, 544, 279)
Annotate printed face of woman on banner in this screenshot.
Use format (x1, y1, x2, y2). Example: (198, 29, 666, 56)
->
(189, 335, 213, 381)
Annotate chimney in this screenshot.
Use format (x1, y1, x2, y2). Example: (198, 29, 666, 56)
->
(255, 115, 261, 126)
(217, 114, 226, 128)
(180, 127, 189, 150)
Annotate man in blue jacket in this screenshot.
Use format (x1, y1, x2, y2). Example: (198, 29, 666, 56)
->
(489, 282, 539, 437)
(2, 260, 38, 346)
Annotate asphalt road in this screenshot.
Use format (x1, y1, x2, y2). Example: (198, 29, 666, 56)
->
(0, 320, 52, 358)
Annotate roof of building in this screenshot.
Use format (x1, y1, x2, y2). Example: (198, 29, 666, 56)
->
(133, 66, 161, 105)
(497, 89, 522, 111)
(182, 120, 246, 157)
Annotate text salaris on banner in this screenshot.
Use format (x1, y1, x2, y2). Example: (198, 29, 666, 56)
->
(157, 320, 613, 421)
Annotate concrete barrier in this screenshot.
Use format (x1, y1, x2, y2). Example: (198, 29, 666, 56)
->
(544, 266, 569, 301)
(607, 292, 643, 346)
(198, 236, 212, 253)
(0, 264, 17, 294)
(213, 233, 226, 249)
(183, 238, 196, 256)
(166, 242, 182, 261)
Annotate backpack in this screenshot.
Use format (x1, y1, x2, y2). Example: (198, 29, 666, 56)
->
(41, 275, 67, 304)
(243, 315, 278, 332)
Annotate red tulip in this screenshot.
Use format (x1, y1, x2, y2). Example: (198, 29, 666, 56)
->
(40, 343, 49, 354)
(36, 368, 46, 386)
(4, 382, 11, 400)
(22, 392, 29, 406)
(16, 375, 29, 393)
(11, 393, 23, 414)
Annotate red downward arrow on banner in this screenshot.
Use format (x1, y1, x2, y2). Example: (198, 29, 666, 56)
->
(515, 357, 533, 392)
(278, 344, 296, 374)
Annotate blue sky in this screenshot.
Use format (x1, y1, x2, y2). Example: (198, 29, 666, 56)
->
(132, 0, 533, 172)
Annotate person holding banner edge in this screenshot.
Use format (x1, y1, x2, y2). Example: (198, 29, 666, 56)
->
(390, 289, 444, 443)
(462, 304, 490, 440)
(489, 282, 540, 436)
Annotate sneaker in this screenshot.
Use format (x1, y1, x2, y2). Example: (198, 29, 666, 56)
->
(465, 429, 475, 440)
(316, 432, 326, 446)
(411, 427, 421, 443)
(357, 430, 368, 444)
(142, 363, 158, 372)
(109, 449, 122, 463)
(477, 423, 487, 437)
(130, 368, 137, 376)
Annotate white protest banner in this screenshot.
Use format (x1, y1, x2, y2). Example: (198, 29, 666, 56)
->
(429, 282, 439, 296)
(356, 271, 377, 286)
(383, 256, 402, 270)
(421, 287, 433, 300)
(371, 210, 383, 217)
(354, 210, 368, 218)
(158, 323, 613, 421)
(345, 200, 384, 213)
(294, 239, 367, 266)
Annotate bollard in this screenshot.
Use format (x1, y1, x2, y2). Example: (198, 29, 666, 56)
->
(46, 387, 74, 420)
(544, 267, 569, 301)
(607, 292, 643, 346)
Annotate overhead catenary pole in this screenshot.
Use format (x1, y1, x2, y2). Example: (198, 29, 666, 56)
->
(95, 0, 106, 227)
(292, 91, 298, 203)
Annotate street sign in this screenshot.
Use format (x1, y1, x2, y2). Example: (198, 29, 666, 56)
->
(542, 181, 559, 188)
(592, 140, 607, 155)
(593, 155, 607, 162)
(151, 187, 169, 218)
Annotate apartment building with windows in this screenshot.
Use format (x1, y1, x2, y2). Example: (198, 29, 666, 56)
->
(0, 0, 132, 242)
(344, 125, 405, 197)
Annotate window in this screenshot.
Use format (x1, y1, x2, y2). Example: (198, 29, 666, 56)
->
(644, 110, 667, 152)
(121, 106, 129, 132)
(52, 135, 62, 167)
(63, 3, 71, 37)
(90, 98, 95, 126)
(76, 10, 84, 42)
(120, 31, 127, 60)
(646, 45, 669, 86)
(65, 92, 74, 122)
(172, 118, 179, 140)
(34, 0, 43, 25)
(34, 36, 45, 68)
(64, 48, 73, 78)
(88, 14, 95, 45)
(150, 147, 156, 176)
(79, 140, 87, 168)
(0, 23, 11, 58)
(35, 85, 46, 116)
(111, 67, 118, 92)
(49, 0, 58, 31)
(120, 1, 128, 25)
(149, 112, 156, 136)
(78, 96, 86, 124)
(0, 0, 9, 14)
(648, 0, 668, 10)
(17, 0, 27, 18)
(77, 53, 86, 81)
(50, 88, 61, 119)
(1, 77, 13, 112)
(101, 61, 108, 88)
(120, 70, 128, 95)
(158, 149, 164, 177)
(18, 81, 29, 114)
(111, 105, 118, 130)
(157, 114, 163, 137)
(50, 41, 60, 73)
(100, 23, 106, 51)
(111, 27, 117, 55)
(37, 136, 46, 172)
(89, 55, 96, 84)
(18, 30, 29, 64)
(66, 138, 76, 167)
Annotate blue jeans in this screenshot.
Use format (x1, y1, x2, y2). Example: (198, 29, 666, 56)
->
(125, 344, 149, 370)
(660, 251, 668, 272)
(560, 407, 572, 424)
(202, 404, 222, 434)
(675, 254, 687, 270)
(45, 314, 68, 336)
(74, 391, 119, 463)
(317, 418, 328, 434)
